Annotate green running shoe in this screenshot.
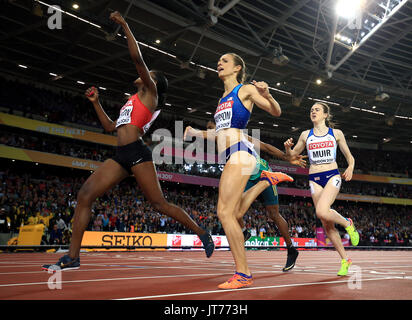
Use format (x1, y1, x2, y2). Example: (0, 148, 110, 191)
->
(337, 258, 352, 276)
(345, 218, 359, 246)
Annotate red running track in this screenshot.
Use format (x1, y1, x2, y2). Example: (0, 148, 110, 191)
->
(0, 250, 411, 300)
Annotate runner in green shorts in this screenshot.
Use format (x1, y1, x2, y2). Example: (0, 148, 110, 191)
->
(240, 156, 298, 271)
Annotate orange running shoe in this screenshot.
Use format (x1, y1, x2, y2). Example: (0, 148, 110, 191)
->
(260, 170, 294, 185)
(218, 272, 253, 289)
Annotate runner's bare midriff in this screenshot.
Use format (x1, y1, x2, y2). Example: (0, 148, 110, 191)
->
(309, 161, 338, 175)
(116, 124, 143, 146)
(216, 128, 246, 154)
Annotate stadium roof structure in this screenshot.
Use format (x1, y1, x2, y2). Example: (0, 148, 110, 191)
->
(1, 0, 412, 148)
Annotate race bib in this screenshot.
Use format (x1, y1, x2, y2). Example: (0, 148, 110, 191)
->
(214, 100, 233, 132)
(116, 100, 133, 128)
(332, 175, 342, 189)
(307, 139, 336, 165)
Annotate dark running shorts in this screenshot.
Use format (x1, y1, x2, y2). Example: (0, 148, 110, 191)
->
(112, 139, 153, 174)
(308, 168, 340, 188)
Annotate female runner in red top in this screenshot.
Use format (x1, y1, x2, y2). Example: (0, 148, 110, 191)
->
(42, 11, 214, 271)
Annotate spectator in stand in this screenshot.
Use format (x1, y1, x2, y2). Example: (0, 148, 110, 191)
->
(38, 210, 52, 229)
(56, 214, 67, 232)
(109, 213, 117, 232)
(160, 215, 167, 233)
(49, 224, 63, 245)
(92, 216, 102, 231)
(118, 217, 126, 232)
(259, 226, 266, 239)
(62, 230, 72, 245)
(26, 212, 39, 225)
(102, 213, 109, 231)
(250, 226, 257, 238)
(0, 208, 8, 233)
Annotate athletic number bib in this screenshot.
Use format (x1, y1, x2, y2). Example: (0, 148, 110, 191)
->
(214, 100, 233, 132)
(116, 100, 133, 128)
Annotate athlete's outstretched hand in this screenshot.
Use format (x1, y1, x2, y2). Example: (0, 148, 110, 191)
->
(252, 80, 270, 99)
(184, 126, 194, 140)
(286, 154, 308, 168)
(85, 86, 99, 102)
(110, 11, 126, 26)
(284, 138, 294, 154)
(342, 167, 353, 181)
(283, 138, 307, 167)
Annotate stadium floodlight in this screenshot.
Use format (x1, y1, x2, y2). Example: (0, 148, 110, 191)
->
(327, 0, 409, 73)
(335, 0, 363, 20)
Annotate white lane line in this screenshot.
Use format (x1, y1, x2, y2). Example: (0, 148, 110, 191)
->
(2, 256, 412, 266)
(0, 265, 235, 276)
(115, 276, 398, 300)
(0, 259, 221, 266)
(0, 266, 398, 288)
(0, 266, 398, 280)
(0, 267, 175, 275)
(0, 272, 230, 287)
(2, 260, 411, 277)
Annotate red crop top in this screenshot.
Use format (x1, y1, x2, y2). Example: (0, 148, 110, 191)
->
(115, 93, 160, 133)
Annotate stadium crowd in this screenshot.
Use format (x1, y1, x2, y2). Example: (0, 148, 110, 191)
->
(2, 128, 411, 199)
(1, 126, 115, 162)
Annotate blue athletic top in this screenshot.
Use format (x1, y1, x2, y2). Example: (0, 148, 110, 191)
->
(214, 84, 250, 132)
(306, 127, 337, 165)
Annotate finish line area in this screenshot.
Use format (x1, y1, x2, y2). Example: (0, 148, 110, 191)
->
(1, 249, 411, 300)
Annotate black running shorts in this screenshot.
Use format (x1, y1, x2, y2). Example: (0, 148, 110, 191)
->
(112, 139, 153, 174)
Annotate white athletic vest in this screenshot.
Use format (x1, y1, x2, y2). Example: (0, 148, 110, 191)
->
(306, 128, 337, 165)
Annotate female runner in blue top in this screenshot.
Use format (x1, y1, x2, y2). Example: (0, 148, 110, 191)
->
(211, 53, 293, 289)
(185, 121, 307, 273)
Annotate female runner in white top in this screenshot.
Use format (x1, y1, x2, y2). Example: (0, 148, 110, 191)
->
(284, 102, 359, 276)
